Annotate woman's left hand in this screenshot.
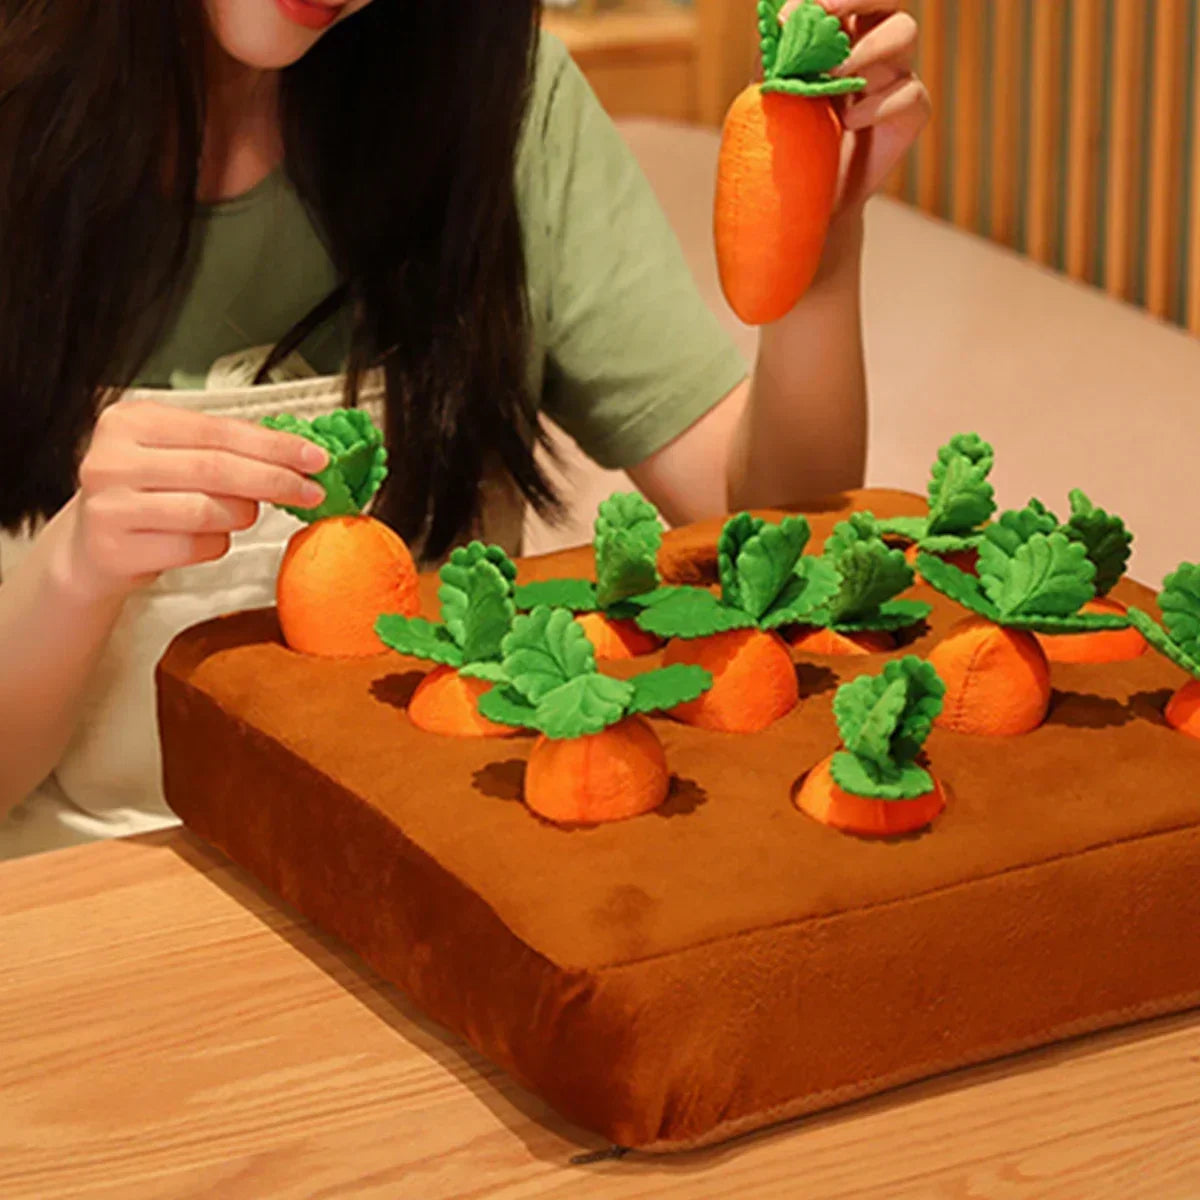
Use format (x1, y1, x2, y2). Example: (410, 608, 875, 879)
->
(781, 0, 931, 212)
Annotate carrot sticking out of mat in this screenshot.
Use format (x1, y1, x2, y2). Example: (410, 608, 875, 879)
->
(631, 513, 839, 732)
(919, 504, 1130, 736)
(876, 432, 997, 576)
(1031, 490, 1146, 664)
(787, 512, 931, 656)
(477, 608, 712, 825)
(715, 0, 865, 325)
(1126, 565, 1200, 741)
(795, 656, 947, 836)
(262, 410, 418, 657)
(514, 492, 665, 660)
(375, 543, 519, 738)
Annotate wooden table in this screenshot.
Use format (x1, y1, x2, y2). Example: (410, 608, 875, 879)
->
(2, 832, 1199, 1199)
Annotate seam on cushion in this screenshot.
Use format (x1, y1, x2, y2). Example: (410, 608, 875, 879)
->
(635, 986, 1200, 1154)
(588, 817, 1200, 974)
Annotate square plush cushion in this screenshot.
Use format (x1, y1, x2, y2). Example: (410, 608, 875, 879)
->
(157, 489, 1200, 1152)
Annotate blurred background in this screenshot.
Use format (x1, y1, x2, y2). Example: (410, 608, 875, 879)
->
(543, 0, 1200, 335)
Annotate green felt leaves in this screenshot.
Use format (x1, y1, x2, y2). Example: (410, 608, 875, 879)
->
(636, 587, 760, 639)
(375, 541, 516, 668)
(829, 657, 946, 801)
(1062, 490, 1133, 597)
(915, 553, 999, 621)
(479, 607, 713, 739)
(514, 579, 598, 613)
(1128, 563, 1200, 679)
(759, 0, 866, 95)
(262, 409, 387, 523)
(737, 519, 811, 619)
(926, 433, 996, 538)
(594, 493, 663, 610)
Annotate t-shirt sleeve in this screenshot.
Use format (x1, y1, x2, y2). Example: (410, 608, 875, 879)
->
(528, 37, 749, 471)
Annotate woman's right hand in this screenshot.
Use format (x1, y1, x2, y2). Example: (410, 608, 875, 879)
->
(60, 399, 329, 601)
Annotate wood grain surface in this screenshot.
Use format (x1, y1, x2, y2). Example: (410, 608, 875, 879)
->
(2, 832, 1199, 1199)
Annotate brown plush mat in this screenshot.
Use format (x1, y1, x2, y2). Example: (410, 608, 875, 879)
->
(156, 489, 1200, 1151)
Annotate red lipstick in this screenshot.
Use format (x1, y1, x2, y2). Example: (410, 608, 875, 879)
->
(275, 0, 341, 31)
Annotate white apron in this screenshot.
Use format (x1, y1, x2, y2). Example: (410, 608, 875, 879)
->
(0, 363, 523, 861)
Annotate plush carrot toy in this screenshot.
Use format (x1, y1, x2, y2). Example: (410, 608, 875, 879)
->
(919, 504, 1128, 736)
(477, 608, 712, 825)
(1031, 490, 1146, 663)
(262, 409, 418, 657)
(879, 432, 996, 576)
(714, 0, 866, 325)
(787, 512, 931, 655)
(375, 543, 518, 738)
(633, 513, 839, 732)
(795, 656, 947, 836)
(1126, 564, 1200, 741)
(514, 492, 664, 660)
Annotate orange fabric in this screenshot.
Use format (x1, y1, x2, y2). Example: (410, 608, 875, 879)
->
(930, 617, 1052, 736)
(576, 613, 663, 660)
(407, 666, 516, 739)
(1166, 680, 1200, 741)
(788, 627, 895, 656)
(794, 754, 945, 836)
(664, 628, 799, 732)
(277, 516, 419, 657)
(524, 717, 669, 825)
(714, 87, 841, 325)
(1037, 598, 1148, 664)
(158, 488, 1200, 1153)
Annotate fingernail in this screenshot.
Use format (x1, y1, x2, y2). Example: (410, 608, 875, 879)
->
(301, 443, 329, 471)
(300, 481, 326, 507)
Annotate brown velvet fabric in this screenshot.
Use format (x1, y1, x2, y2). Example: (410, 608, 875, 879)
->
(156, 488, 1200, 1151)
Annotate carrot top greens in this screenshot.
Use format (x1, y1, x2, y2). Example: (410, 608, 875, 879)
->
(1127, 564, 1200, 679)
(830, 656, 946, 800)
(633, 513, 840, 640)
(478, 608, 712, 740)
(1030, 489, 1133, 598)
(375, 543, 516, 679)
(758, 0, 866, 97)
(916, 504, 1130, 634)
(262, 409, 387, 523)
(514, 492, 663, 619)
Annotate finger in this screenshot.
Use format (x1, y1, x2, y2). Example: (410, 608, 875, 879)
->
(850, 60, 913, 95)
(92, 489, 261, 536)
(119, 447, 326, 509)
(117, 531, 233, 578)
(103, 401, 330, 474)
(820, 0, 905, 17)
(834, 12, 918, 77)
(842, 74, 931, 131)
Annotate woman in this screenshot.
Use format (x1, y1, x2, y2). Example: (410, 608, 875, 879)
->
(0, 0, 928, 856)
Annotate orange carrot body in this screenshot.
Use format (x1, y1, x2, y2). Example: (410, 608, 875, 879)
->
(1036, 597, 1147, 664)
(929, 616, 1052, 736)
(576, 612, 663, 661)
(525, 716, 670, 825)
(1166, 679, 1200, 741)
(278, 515, 419, 657)
(795, 755, 946, 836)
(664, 628, 798, 732)
(714, 87, 842, 325)
(788, 627, 895, 656)
(407, 666, 516, 738)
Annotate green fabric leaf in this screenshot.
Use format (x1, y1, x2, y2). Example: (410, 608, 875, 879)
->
(824, 539, 915, 625)
(626, 665, 713, 716)
(439, 558, 514, 664)
(919, 533, 982, 554)
(501, 608, 596, 704)
(760, 75, 867, 97)
(759, 556, 842, 629)
(534, 675, 634, 740)
(513, 579, 598, 613)
(594, 492, 663, 610)
(1062, 490, 1131, 598)
(915, 552, 1000, 621)
(262, 409, 387, 523)
(635, 588, 759, 639)
(1160, 563, 1200, 662)
(1027, 497, 1060, 524)
(926, 433, 996, 537)
(766, 0, 863, 94)
(980, 532, 1095, 620)
(982, 505, 1059, 559)
(830, 753, 936, 802)
(756, 0, 788, 77)
(736, 516, 813, 620)
(1004, 611, 1131, 634)
(447, 541, 518, 584)
(477, 685, 540, 731)
(374, 615, 463, 667)
(824, 512, 884, 559)
(1127, 607, 1200, 678)
(876, 515, 929, 542)
(458, 660, 509, 683)
(828, 599, 932, 633)
(718, 513, 764, 608)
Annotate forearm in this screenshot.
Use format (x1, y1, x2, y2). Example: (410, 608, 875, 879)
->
(727, 208, 868, 510)
(0, 499, 126, 817)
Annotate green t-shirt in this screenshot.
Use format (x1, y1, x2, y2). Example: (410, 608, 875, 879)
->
(137, 34, 747, 470)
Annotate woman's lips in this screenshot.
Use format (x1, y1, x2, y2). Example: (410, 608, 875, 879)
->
(275, 0, 342, 31)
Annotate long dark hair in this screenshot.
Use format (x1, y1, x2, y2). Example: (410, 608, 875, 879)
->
(0, 0, 556, 559)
